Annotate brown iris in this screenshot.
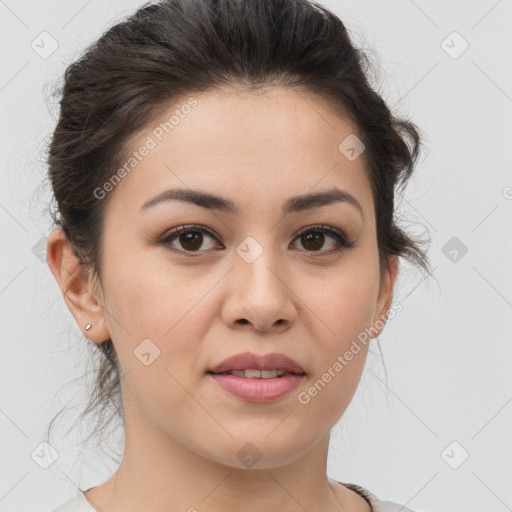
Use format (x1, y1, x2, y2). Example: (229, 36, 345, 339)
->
(300, 231, 325, 251)
(179, 231, 203, 251)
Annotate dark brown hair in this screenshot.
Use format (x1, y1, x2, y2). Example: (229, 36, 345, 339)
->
(44, 0, 431, 456)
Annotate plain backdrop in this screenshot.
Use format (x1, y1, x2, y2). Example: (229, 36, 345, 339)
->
(1, 1, 511, 511)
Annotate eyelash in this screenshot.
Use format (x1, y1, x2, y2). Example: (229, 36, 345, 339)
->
(158, 223, 355, 256)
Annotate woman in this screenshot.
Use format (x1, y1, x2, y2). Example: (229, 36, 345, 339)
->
(46, 0, 430, 510)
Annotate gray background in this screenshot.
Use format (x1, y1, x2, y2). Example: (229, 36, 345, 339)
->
(1, 1, 511, 511)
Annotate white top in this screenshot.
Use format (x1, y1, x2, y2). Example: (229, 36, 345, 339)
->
(52, 483, 417, 512)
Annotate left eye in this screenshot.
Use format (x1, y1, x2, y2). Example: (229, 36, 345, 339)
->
(291, 224, 354, 253)
(159, 224, 354, 255)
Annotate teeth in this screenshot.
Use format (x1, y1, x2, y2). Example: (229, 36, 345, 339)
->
(228, 369, 286, 378)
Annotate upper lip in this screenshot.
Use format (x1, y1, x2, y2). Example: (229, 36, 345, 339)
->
(208, 351, 305, 375)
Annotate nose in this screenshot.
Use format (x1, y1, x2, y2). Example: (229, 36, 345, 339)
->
(220, 247, 297, 333)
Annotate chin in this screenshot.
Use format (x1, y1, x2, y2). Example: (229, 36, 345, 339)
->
(195, 434, 312, 471)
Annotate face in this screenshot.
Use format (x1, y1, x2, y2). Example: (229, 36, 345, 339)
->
(49, 85, 397, 470)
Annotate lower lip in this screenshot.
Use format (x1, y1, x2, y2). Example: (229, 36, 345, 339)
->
(207, 373, 305, 402)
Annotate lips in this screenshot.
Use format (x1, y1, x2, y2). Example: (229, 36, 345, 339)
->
(207, 351, 305, 376)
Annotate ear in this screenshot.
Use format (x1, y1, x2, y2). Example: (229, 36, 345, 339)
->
(370, 255, 399, 339)
(46, 228, 110, 343)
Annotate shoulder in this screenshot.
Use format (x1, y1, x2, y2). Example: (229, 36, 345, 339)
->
(341, 482, 417, 512)
(52, 489, 96, 512)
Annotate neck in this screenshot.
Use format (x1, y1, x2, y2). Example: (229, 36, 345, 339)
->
(83, 393, 360, 512)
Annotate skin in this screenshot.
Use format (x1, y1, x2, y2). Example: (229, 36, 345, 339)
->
(47, 85, 398, 512)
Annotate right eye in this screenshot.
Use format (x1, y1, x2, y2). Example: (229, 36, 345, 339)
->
(158, 224, 222, 255)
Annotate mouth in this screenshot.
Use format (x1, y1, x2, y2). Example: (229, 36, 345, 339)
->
(207, 369, 304, 379)
(206, 351, 306, 402)
(207, 351, 306, 377)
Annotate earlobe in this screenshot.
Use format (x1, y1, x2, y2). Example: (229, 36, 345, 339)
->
(46, 228, 111, 343)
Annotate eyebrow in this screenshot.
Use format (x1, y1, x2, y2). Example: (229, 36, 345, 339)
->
(139, 187, 364, 220)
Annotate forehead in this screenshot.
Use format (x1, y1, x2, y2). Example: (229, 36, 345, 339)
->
(105, 85, 374, 221)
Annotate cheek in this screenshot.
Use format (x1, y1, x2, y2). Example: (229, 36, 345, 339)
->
(291, 266, 378, 413)
(99, 246, 220, 383)
(102, 244, 208, 330)
(321, 285, 376, 344)
(100, 251, 214, 425)
(296, 261, 379, 351)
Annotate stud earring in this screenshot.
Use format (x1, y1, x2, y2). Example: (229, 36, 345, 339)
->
(85, 323, 92, 331)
